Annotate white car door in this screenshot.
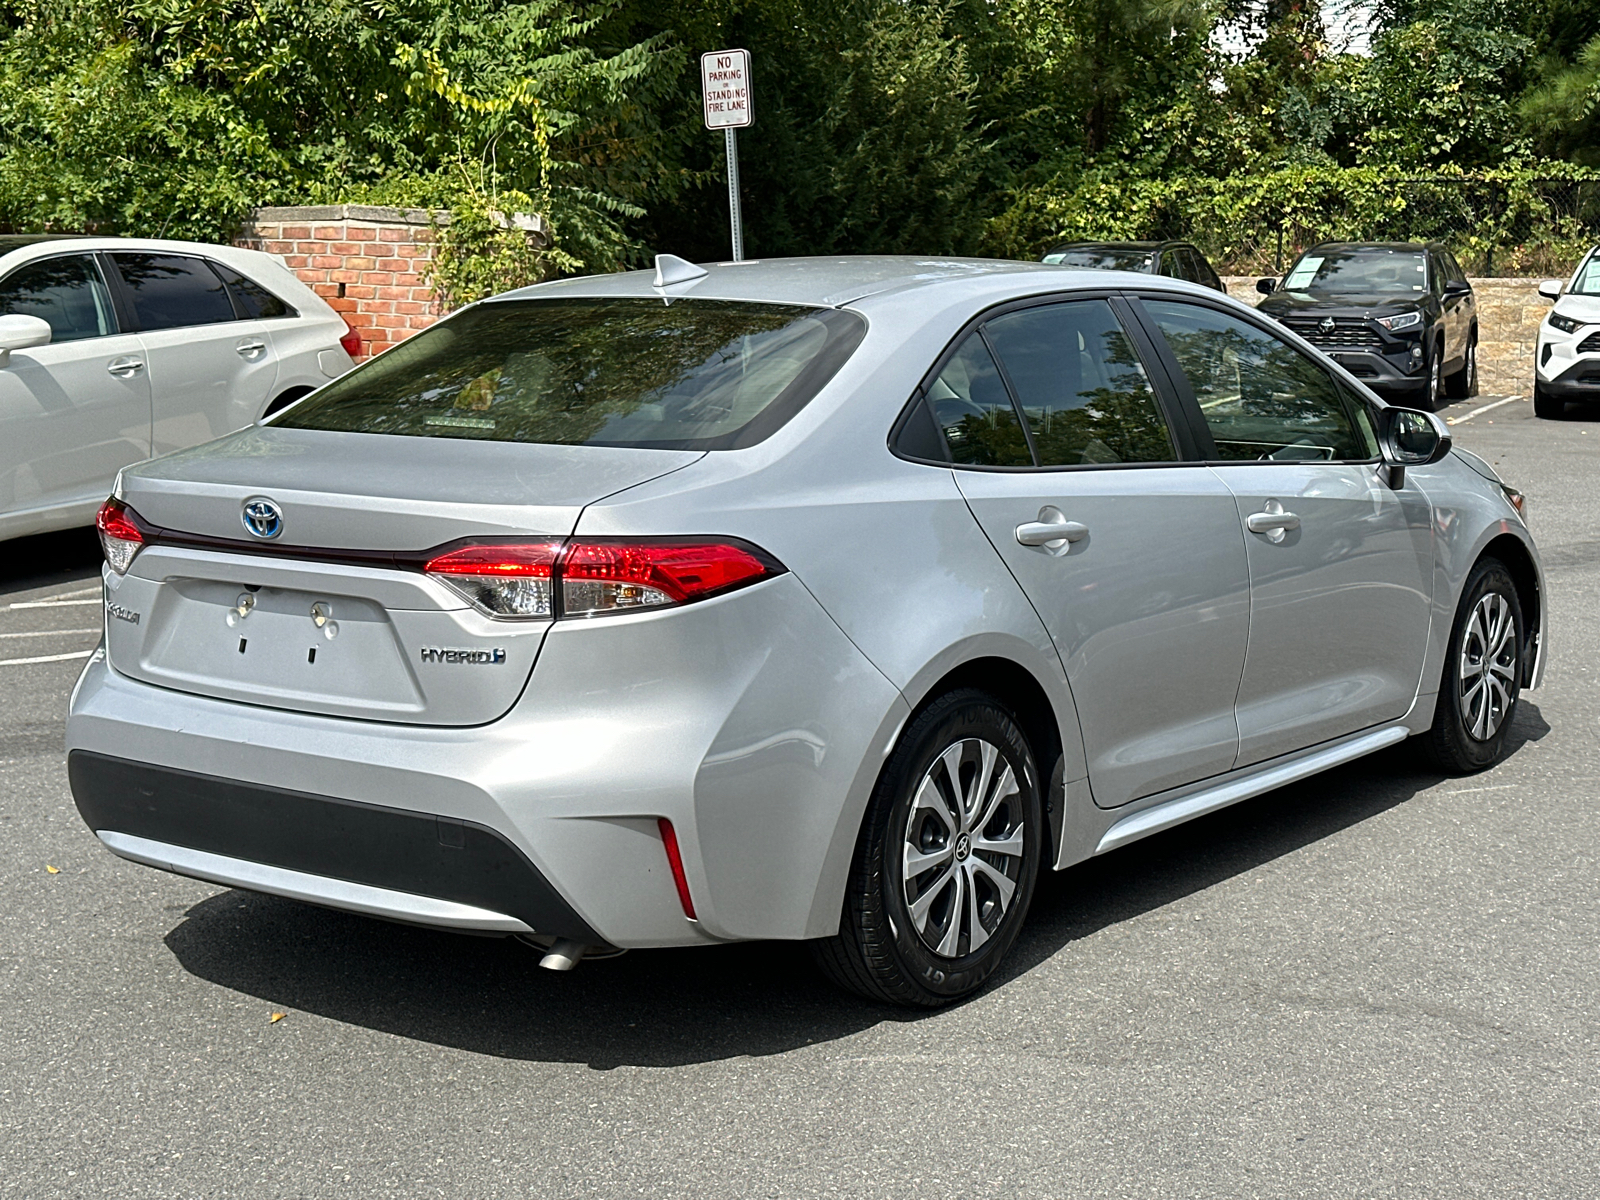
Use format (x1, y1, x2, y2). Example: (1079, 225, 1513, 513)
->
(108, 252, 279, 455)
(0, 252, 151, 531)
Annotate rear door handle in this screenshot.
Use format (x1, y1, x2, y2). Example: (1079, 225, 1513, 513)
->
(235, 339, 268, 359)
(1016, 518, 1089, 547)
(106, 356, 143, 378)
(1246, 501, 1300, 542)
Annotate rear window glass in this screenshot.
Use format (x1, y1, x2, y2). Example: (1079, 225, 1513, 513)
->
(274, 298, 867, 450)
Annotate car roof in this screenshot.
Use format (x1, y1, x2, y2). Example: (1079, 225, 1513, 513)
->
(1047, 241, 1166, 252)
(1305, 242, 1439, 254)
(498, 255, 1122, 308)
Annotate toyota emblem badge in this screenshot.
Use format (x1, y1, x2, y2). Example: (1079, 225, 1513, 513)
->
(1318, 317, 1337, 335)
(241, 497, 284, 540)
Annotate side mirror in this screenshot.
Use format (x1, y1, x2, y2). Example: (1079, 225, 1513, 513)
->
(1377, 406, 1451, 488)
(1538, 280, 1563, 302)
(1256, 277, 1277, 295)
(1444, 279, 1472, 296)
(0, 314, 52, 366)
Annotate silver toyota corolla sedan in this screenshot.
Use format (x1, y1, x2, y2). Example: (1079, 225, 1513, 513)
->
(65, 255, 1544, 1006)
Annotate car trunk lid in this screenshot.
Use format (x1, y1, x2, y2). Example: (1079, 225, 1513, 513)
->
(107, 426, 702, 725)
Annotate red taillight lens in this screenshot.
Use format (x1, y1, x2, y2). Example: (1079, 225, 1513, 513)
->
(422, 538, 781, 620)
(339, 320, 362, 359)
(95, 498, 145, 575)
(657, 818, 697, 920)
(424, 542, 562, 617)
(560, 540, 776, 617)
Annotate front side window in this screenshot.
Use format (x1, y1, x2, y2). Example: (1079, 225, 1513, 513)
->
(926, 333, 1032, 467)
(111, 253, 236, 331)
(1143, 299, 1379, 462)
(1572, 250, 1600, 296)
(1281, 248, 1428, 295)
(984, 301, 1175, 466)
(275, 298, 866, 451)
(0, 254, 116, 343)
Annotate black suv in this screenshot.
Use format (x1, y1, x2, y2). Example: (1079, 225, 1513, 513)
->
(1256, 242, 1477, 409)
(1042, 240, 1226, 292)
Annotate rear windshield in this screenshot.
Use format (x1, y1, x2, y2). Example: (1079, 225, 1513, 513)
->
(274, 297, 867, 450)
(1281, 249, 1427, 294)
(1042, 247, 1155, 272)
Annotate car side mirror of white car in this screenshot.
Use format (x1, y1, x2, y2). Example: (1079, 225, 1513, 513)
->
(1538, 280, 1563, 302)
(0, 314, 52, 366)
(1377, 406, 1452, 490)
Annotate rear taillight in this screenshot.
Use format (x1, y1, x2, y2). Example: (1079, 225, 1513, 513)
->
(423, 538, 782, 620)
(560, 540, 776, 617)
(95, 498, 145, 575)
(423, 542, 562, 617)
(339, 320, 362, 358)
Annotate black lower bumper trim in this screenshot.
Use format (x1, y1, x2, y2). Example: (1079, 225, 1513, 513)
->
(68, 750, 602, 942)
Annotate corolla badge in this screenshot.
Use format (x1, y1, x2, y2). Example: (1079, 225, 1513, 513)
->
(1318, 317, 1337, 335)
(241, 497, 284, 540)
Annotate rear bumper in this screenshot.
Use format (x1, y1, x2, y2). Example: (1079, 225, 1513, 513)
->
(66, 571, 907, 948)
(70, 750, 601, 940)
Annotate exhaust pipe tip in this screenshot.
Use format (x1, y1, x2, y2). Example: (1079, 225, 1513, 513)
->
(537, 938, 587, 971)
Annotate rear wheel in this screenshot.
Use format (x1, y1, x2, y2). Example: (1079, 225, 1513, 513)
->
(262, 386, 315, 419)
(1445, 333, 1478, 400)
(1426, 558, 1523, 773)
(811, 688, 1043, 1006)
(1533, 380, 1565, 420)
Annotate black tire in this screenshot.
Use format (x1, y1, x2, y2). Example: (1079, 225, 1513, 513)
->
(1425, 342, 1445, 411)
(1533, 380, 1565, 420)
(1445, 332, 1478, 400)
(262, 386, 315, 418)
(1426, 557, 1524, 774)
(811, 688, 1044, 1006)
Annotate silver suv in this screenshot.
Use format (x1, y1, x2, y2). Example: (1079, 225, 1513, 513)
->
(65, 256, 1543, 1006)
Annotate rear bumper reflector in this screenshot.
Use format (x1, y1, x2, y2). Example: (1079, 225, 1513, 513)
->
(68, 750, 604, 943)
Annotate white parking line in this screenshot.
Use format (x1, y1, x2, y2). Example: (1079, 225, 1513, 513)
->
(6, 598, 101, 609)
(1447, 396, 1523, 426)
(0, 628, 99, 639)
(0, 649, 94, 666)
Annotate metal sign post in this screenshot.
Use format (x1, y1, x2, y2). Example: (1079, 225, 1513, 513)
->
(701, 49, 752, 262)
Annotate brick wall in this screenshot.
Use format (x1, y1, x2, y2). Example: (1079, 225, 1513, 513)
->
(235, 205, 442, 359)
(1224, 276, 1546, 396)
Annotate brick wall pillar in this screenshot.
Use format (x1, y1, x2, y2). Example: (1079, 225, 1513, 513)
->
(235, 205, 443, 359)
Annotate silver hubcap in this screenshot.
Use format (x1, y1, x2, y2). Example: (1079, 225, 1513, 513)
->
(1459, 592, 1517, 741)
(1466, 344, 1476, 389)
(1431, 352, 1441, 402)
(901, 738, 1026, 959)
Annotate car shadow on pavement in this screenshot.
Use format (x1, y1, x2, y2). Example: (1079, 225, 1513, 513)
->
(2, 526, 100, 595)
(164, 702, 1549, 1070)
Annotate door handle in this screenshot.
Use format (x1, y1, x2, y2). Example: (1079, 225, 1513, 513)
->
(1016, 519, 1089, 547)
(1246, 500, 1300, 542)
(106, 356, 144, 378)
(235, 339, 267, 359)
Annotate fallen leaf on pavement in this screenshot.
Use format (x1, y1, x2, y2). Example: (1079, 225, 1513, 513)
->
(269, 1012, 286, 1023)
(45, 865, 59, 874)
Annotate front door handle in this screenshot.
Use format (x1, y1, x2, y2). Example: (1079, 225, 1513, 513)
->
(235, 339, 267, 359)
(1246, 500, 1300, 542)
(1016, 518, 1089, 547)
(106, 356, 144, 378)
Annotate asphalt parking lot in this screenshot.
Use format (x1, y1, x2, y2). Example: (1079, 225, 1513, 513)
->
(2, 392, 1595, 1199)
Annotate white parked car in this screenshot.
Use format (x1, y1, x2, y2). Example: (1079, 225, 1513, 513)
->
(0, 235, 358, 541)
(1534, 245, 1600, 418)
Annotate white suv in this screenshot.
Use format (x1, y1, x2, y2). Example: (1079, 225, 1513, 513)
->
(0, 236, 357, 541)
(1534, 245, 1600, 418)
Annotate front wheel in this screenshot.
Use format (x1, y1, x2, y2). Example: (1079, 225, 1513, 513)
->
(1533, 380, 1565, 420)
(1426, 343, 1445, 411)
(1426, 558, 1524, 773)
(811, 688, 1043, 1006)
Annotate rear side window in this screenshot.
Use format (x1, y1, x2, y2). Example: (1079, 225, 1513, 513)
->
(111, 253, 235, 331)
(0, 254, 117, 342)
(274, 298, 867, 450)
(926, 334, 1032, 467)
(212, 262, 294, 319)
(984, 301, 1174, 465)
